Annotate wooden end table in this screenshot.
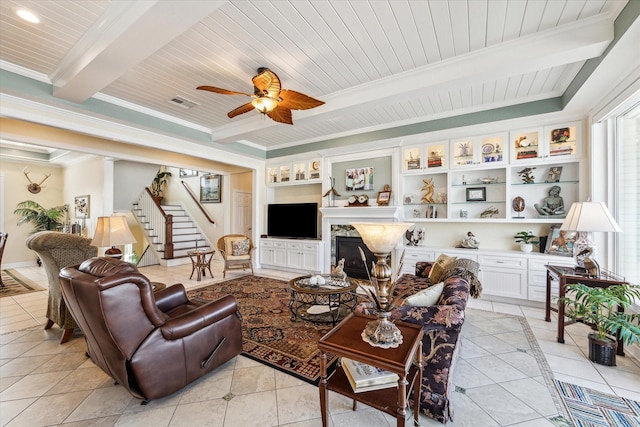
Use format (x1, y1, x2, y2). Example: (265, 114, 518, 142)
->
(187, 249, 215, 281)
(545, 265, 627, 356)
(318, 313, 424, 427)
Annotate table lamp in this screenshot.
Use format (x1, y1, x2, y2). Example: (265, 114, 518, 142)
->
(91, 216, 137, 259)
(351, 222, 413, 348)
(560, 202, 620, 274)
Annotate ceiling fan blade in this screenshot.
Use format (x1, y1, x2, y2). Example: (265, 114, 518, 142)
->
(252, 69, 281, 99)
(197, 85, 253, 97)
(227, 102, 255, 119)
(278, 90, 324, 110)
(267, 107, 293, 125)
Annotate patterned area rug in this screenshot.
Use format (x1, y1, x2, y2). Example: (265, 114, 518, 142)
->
(0, 269, 45, 298)
(187, 275, 338, 385)
(555, 379, 640, 426)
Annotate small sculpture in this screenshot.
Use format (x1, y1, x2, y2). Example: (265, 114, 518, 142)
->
(323, 177, 341, 207)
(456, 231, 479, 249)
(480, 206, 499, 218)
(331, 258, 347, 280)
(534, 185, 566, 217)
(512, 196, 525, 218)
(421, 178, 435, 203)
(517, 167, 536, 184)
(405, 228, 424, 246)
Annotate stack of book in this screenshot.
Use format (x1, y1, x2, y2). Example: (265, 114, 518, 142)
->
(341, 357, 399, 393)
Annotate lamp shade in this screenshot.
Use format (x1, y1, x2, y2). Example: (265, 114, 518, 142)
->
(91, 216, 137, 247)
(560, 202, 621, 232)
(351, 222, 413, 253)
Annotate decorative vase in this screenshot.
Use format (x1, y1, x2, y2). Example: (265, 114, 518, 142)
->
(588, 333, 617, 366)
(520, 243, 533, 253)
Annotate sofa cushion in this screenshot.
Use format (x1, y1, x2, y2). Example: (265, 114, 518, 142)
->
(402, 281, 444, 307)
(441, 258, 482, 298)
(428, 254, 456, 283)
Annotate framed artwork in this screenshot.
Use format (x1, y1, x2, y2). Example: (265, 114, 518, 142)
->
(345, 167, 374, 191)
(179, 168, 198, 178)
(544, 224, 577, 257)
(200, 174, 221, 203)
(545, 166, 563, 183)
(377, 190, 391, 206)
(465, 187, 486, 202)
(74, 195, 90, 219)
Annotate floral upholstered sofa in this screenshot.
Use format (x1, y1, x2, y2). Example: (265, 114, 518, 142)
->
(355, 255, 481, 424)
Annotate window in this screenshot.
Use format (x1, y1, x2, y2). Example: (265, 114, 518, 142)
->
(616, 103, 640, 286)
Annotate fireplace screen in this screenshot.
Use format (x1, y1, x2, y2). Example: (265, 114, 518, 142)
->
(335, 236, 377, 280)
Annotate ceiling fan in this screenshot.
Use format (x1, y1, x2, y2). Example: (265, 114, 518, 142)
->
(197, 67, 324, 125)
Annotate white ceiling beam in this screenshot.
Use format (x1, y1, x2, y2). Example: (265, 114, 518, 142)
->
(210, 13, 614, 143)
(51, 0, 225, 103)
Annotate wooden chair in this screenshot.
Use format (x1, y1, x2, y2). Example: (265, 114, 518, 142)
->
(216, 234, 254, 278)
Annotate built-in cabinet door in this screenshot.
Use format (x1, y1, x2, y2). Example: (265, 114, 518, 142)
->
(479, 267, 527, 299)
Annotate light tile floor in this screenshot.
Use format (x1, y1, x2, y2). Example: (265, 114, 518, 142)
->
(1, 260, 639, 426)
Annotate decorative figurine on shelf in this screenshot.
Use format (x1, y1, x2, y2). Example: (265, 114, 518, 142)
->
(405, 227, 425, 246)
(512, 196, 525, 219)
(546, 166, 563, 183)
(456, 231, 480, 249)
(534, 185, 566, 217)
(331, 258, 347, 280)
(480, 206, 499, 218)
(323, 177, 341, 207)
(421, 178, 435, 203)
(517, 167, 536, 183)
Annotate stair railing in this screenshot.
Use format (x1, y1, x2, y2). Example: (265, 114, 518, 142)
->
(141, 188, 174, 259)
(181, 180, 216, 224)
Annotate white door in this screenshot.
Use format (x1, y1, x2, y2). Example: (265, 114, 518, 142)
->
(232, 191, 252, 235)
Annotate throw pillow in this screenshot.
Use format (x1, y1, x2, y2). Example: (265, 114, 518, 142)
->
(402, 282, 444, 307)
(428, 254, 457, 283)
(231, 239, 250, 256)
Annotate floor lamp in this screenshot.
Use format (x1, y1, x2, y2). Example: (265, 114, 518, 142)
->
(560, 202, 620, 275)
(91, 216, 137, 259)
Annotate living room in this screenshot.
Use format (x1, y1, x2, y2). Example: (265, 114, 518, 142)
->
(1, 1, 639, 426)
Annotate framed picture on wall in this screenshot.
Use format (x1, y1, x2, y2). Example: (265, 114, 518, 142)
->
(465, 187, 486, 202)
(74, 195, 90, 218)
(345, 167, 374, 191)
(200, 174, 221, 203)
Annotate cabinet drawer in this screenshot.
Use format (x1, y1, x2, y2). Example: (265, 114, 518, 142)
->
(402, 250, 435, 263)
(286, 242, 302, 250)
(528, 284, 559, 302)
(302, 243, 318, 252)
(478, 255, 525, 269)
(528, 270, 550, 287)
(260, 241, 273, 248)
(273, 241, 287, 249)
(529, 257, 574, 271)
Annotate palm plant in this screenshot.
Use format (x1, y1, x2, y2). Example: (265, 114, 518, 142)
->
(150, 170, 172, 198)
(14, 200, 68, 233)
(514, 231, 538, 244)
(560, 283, 640, 346)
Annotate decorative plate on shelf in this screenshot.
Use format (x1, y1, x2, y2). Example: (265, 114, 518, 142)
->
(312, 161, 320, 170)
(482, 143, 494, 154)
(348, 195, 357, 204)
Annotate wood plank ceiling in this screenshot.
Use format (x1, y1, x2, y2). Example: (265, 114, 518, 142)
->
(0, 0, 629, 152)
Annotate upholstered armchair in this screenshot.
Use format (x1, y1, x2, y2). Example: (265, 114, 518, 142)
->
(59, 257, 243, 403)
(25, 231, 97, 343)
(217, 234, 254, 278)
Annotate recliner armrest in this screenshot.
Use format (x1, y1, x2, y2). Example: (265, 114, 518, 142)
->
(155, 284, 189, 312)
(160, 295, 239, 340)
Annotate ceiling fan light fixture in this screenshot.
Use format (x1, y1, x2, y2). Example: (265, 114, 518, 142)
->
(251, 97, 278, 113)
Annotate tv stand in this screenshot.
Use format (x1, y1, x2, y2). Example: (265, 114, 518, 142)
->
(259, 237, 325, 274)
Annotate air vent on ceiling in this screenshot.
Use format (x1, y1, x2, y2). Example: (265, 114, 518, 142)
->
(168, 96, 199, 109)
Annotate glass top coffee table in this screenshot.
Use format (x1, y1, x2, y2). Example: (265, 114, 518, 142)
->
(288, 275, 357, 326)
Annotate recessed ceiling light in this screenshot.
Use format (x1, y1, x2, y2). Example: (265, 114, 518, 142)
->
(16, 9, 40, 24)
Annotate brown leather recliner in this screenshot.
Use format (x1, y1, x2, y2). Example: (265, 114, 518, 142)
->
(59, 257, 243, 403)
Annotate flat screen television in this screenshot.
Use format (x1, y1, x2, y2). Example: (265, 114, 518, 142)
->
(267, 203, 318, 239)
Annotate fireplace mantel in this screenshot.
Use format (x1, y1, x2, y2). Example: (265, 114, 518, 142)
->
(320, 206, 402, 272)
(319, 206, 401, 220)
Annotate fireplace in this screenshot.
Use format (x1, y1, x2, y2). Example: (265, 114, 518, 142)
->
(335, 236, 376, 280)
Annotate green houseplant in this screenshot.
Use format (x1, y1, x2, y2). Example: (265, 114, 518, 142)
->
(150, 170, 172, 203)
(514, 231, 538, 253)
(560, 283, 640, 366)
(14, 200, 68, 233)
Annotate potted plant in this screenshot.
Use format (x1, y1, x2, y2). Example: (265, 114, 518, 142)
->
(150, 170, 172, 204)
(560, 283, 640, 366)
(14, 200, 68, 233)
(514, 231, 538, 253)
